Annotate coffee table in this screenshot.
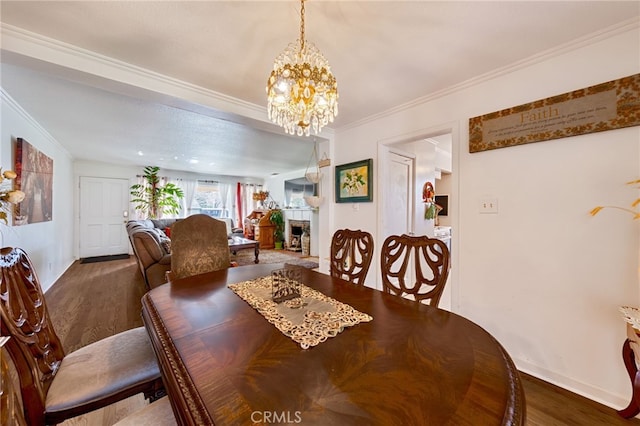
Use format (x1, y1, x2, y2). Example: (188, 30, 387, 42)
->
(228, 236, 259, 263)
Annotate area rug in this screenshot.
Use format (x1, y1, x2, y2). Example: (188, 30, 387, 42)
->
(232, 249, 319, 269)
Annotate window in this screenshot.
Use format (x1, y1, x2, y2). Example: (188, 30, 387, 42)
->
(191, 181, 228, 218)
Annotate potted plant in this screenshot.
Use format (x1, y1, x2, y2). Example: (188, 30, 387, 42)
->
(130, 166, 184, 219)
(269, 208, 285, 249)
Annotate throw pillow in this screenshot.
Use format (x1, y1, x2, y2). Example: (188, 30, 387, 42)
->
(148, 227, 171, 254)
(160, 237, 171, 254)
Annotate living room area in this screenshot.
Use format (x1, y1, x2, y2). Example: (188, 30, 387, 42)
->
(80, 160, 323, 292)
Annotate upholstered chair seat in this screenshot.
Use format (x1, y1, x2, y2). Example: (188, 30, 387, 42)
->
(45, 327, 161, 418)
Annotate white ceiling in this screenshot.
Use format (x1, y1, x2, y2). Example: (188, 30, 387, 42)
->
(1, 1, 638, 179)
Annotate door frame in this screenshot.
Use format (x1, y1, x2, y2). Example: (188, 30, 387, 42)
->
(377, 122, 460, 310)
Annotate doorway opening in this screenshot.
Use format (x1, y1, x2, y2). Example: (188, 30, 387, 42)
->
(377, 123, 457, 309)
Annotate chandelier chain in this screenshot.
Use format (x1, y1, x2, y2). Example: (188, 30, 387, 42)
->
(266, 0, 338, 136)
(299, 0, 306, 52)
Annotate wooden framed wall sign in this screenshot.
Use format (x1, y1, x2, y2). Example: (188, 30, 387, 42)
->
(469, 73, 640, 153)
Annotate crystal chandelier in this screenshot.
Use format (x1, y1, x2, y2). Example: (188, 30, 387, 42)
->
(266, 0, 338, 136)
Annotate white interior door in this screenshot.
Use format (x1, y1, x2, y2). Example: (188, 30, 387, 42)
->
(79, 176, 130, 258)
(383, 151, 414, 239)
(379, 149, 415, 293)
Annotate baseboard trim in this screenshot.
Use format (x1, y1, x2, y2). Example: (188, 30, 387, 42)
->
(80, 254, 130, 264)
(516, 358, 629, 410)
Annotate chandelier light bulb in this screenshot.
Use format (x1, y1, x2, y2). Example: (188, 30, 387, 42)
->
(266, 0, 338, 136)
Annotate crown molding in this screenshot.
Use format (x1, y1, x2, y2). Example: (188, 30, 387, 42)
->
(338, 17, 640, 132)
(1, 88, 71, 159)
(2, 16, 636, 138)
(0, 23, 270, 125)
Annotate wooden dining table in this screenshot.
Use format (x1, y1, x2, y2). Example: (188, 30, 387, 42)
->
(141, 263, 525, 425)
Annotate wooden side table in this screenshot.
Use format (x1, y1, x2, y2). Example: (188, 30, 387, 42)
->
(619, 307, 640, 418)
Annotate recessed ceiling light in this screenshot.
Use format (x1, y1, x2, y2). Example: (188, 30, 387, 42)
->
(189, 159, 199, 164)
(137, 151, 144, 156)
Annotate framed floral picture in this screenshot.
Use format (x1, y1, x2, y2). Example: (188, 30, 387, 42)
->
(335, 159, 373, 203)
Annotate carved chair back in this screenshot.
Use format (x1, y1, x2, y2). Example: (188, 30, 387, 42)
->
(330, 229, 374, 286)
(380, 234, 450, 307)
(170, 214, 231, 280)
(0, 247, 65, 425)
(1, 337, 27, 426)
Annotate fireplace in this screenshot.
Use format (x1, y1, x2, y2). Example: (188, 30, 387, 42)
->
(287, 220, 310, 252)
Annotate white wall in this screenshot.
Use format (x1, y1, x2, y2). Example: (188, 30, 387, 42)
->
(1, 89, 75, 291)
(331, 26, 640, 408)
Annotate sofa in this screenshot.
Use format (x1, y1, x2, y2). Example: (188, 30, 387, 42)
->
(126, 219, 177, 290)
(126, 217, 244, 290)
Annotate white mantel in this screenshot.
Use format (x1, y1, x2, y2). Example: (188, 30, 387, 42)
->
(283, 208, 318, 256)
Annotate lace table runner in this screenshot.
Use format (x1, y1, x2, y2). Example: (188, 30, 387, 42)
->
(228, 276, 373, 349)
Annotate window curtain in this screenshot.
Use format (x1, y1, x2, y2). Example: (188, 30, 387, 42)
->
(238, 183, 263, 226)
(218, 182, 233, 219)
(179, 179, 197, 218)
(236, 182, 243, 230)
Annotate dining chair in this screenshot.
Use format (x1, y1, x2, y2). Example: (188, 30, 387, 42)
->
(1, 339, 175, 426)
(1, 337, 27, 426)
(330, 229, 374, 285)
(0, 247, 164, 425)
(169, 214, 231, 280)
(380, 234, 451, 307)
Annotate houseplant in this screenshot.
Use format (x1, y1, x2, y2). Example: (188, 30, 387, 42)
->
(130, 166, 184, 219)
(269, 208, 285, 249)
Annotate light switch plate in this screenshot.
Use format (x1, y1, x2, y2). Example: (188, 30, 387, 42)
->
(479, 198, 498, 214)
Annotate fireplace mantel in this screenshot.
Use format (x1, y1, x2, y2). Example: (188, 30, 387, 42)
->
(283, 209, 318, 256)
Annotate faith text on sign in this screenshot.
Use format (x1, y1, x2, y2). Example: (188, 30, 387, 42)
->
(469, 74, 640, 153)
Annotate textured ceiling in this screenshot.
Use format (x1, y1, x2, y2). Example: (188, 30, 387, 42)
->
(1, 1, 638, 178)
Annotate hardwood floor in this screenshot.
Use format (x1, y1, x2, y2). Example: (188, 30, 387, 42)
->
(521, 372, 639, 425)
(44, 256, 640, 425)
